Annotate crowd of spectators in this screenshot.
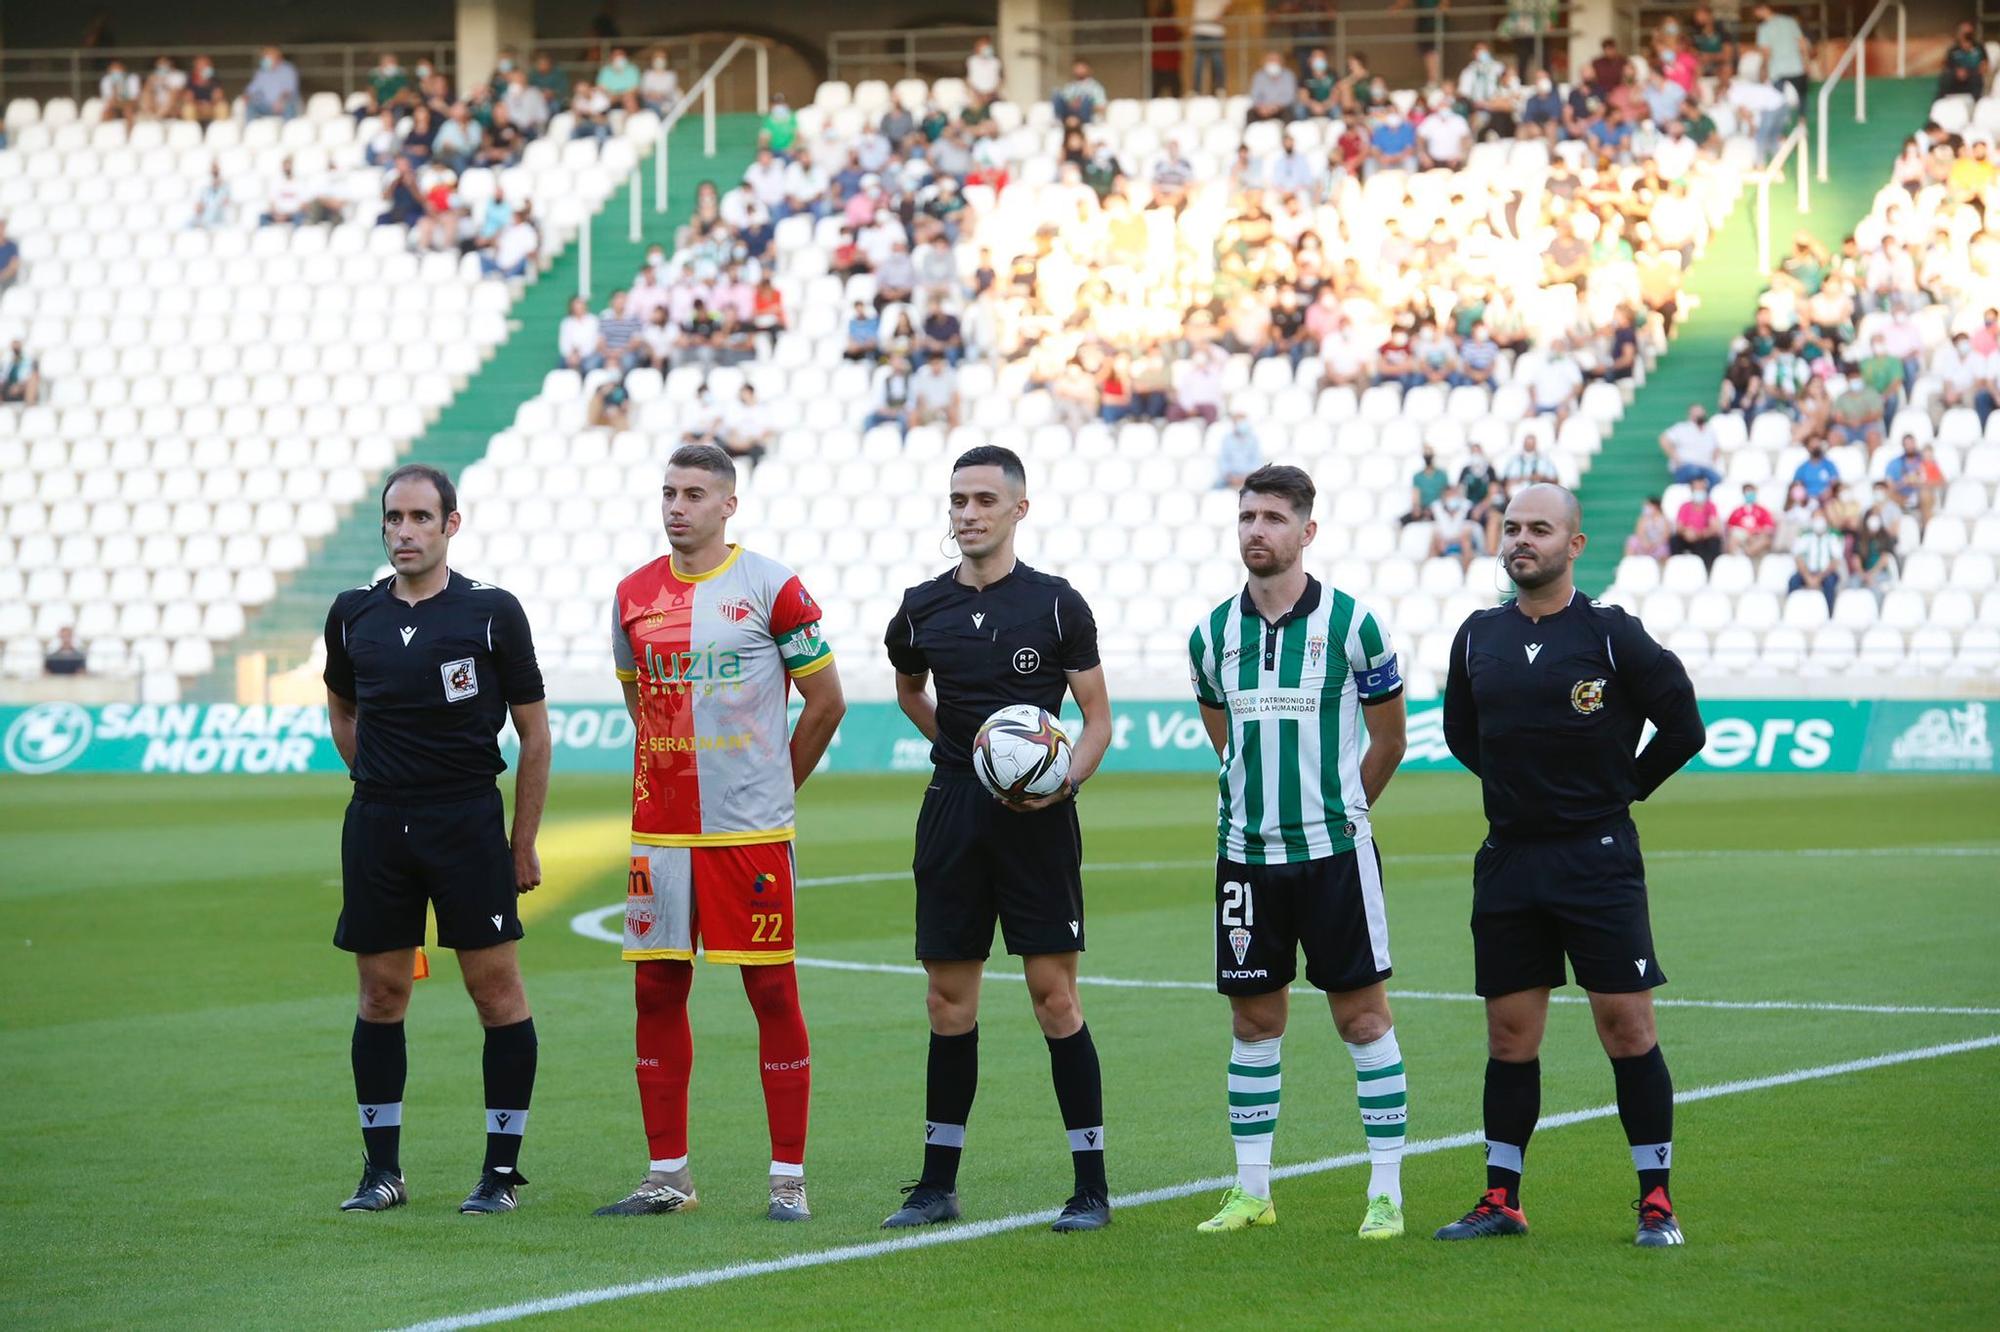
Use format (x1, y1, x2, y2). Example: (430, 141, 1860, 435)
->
(1620, 105, 2000, 611)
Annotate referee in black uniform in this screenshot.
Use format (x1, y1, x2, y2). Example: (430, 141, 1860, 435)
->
(879, 445, 1117, 1233)
(324, 464, 552, 1216)
(1433, 484, 1705, 1248)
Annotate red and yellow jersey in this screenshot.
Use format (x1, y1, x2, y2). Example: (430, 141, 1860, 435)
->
(612, 545, 833, 846)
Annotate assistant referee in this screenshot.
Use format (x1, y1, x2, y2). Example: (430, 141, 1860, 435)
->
(324, 463, 552, 1216)
(1433, 484, 1705, 1248)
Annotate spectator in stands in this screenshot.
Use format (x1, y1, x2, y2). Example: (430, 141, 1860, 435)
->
(1660, 403, 1724, 485)
(1688, 5, 1736, 78)
(1849, 503, 1898, 593)
(503, 67, 551, 136)
(918, 301, 964, 367)
(481, 203, 539, 279)
(181, 55, 228, 123)
(1367, 106, 1418, 175)
(433, 104, 484, 173)
(587, 379, 630, 430)
(864, 357, 914, 436)
(1752, 3, 1812, 114)
(1416, 91, 1472, 169)
(1295, 49, 1337, 119)
(1775, 479, 1814, 552)
(400, 104, 440, 164)
(363, 52, 417, 117)
(477, 103, 527, 168)
(1940, 22, 1990, 98)
(1505, 434, 1563, 485)
(558, 296, 602, 372)
(1171, 347, 1225, 423)
(844, 301, 882, 361)
(639, 49, 680, 113)
(1130, 344, 1172, 418)
(1830, 372, 1887, 447)
(245, 46, 301, 121)
(1402, 449, 1449, 525)
(362, 109, 403, 166)
(1, 340, 39, 405)
(1792, 439, 1838, 500)
(261, 157, 343, 227)
(910, 357, 962, 430)
(876, 239, 917, 308)
(571, 81, 613, 141)
(140, 55, 187, 119)
(1587, 37, 1629, 99)
(717, 384, 772, 467)
(528, 51, 568, 110)
(184, 163, 231, 228)
(967, 34, 1003, 98)
(762, 93, 799, 154)
(595, 46, 640, 114)
(590, 289, 641, 371)
(377, 156, 426, 230)
(1625, 496, 1672, 560)
(1885, 435, 1938, 527)
(1394, 0, 1448, 87)
(1215, 411, 1263, 489)
(1726, 483, 1777, 558)
(1670, 477, 1723, 568)
(1430, 484, 1484, 570)
(1528, 340, 1584, 417)
(1788, 510, 1843, 610)
(633, 306, 672, 370)
(98, 58, 140, 122)
(0, 219, 20, 294)
(44, 628, 86, 676)
(1248, 51, 1298, 123)
(1052, 60, 1107, 125)
(1190, 0, 1229, 94)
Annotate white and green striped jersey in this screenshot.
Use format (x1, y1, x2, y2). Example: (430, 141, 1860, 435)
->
(1188, 577, 1403, 864)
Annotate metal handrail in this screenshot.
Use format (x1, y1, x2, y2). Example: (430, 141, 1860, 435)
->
(584, 37, 769, 299)
(1757, 124, 1812, 274)
(1816, 0, 1907, 184)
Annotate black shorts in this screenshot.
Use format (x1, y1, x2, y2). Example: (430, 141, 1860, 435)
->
(335, 788, 523, 954)
(1470, 818, 1665, 998)
(913, 768, 1084, 960)
(1216, 843, 1393, 996)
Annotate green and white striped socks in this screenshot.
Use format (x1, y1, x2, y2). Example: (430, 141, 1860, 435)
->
(1348, 1028, 1407, 1205)
(1227, 1035, 1281, 1198)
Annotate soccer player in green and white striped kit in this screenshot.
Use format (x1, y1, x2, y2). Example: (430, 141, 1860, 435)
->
(1186, 465, 1412, 1239)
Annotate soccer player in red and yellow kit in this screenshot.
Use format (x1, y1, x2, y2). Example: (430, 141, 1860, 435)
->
(593, 445, 845, 1222)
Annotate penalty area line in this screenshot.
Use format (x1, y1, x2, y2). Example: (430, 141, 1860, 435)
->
(566, 908, 2000, 1018)
(396, 1033, 2000, 1332)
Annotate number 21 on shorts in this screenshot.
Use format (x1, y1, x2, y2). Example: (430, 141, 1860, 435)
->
(1221, 880, 1254, 927)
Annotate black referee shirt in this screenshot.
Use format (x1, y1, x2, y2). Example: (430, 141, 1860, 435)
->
(885, 562, 1099, 771)
(1443, 589, 1704, 839)
(324, 570, 545, 803)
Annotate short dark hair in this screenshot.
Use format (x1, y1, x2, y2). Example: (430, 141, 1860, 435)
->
(1240, 464, 1315, 519)
(667, 443, 738, 485)
(381, 463, 456, 515)
(951, 445, 1027, 488)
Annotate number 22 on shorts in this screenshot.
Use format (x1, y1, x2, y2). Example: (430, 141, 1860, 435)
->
(750, 911, 785, 943)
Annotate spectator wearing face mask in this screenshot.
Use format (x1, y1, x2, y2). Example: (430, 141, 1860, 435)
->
(1051, 61, 1107, 125)
(1429, 483, 1484, 570)
(1367, 106, 1418, 176)
(1403, 449, 1449, 525)
(1625, 496, 1672, 561)
(245, 46, 301, 121)
(1848, 500, 1899, 593)
(1297, 49, 1337, 119)
(1248, 51, 1297, 123)
(640, 49, 681, 113)
(1792, 439, 1838, 499)
(1670, 478, 1723, 568)
(596, 47, 640, 114)
(1725, 484, 1776, 558)
(1660, 404, 1724, 486)
(1884, 436, 1938, 528)
(1788, 510, 1843, 611)
(1940, 22, 1990, 98)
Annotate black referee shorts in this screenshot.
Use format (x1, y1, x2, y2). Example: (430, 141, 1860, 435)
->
(912, 768, 1084, 960)
(335, 788, 523, 954)
(1470, 817, 1666, 998)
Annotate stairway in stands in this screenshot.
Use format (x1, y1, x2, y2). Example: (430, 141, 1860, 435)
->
(1571, 78, 1939, 594)
(205, 113, 761, 696)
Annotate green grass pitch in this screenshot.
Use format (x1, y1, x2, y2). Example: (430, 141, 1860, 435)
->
(2, 769, 1997, 1329)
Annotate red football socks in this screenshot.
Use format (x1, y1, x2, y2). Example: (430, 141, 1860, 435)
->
(634, 960, 694, 1162)
(741, 962, 812, 1170)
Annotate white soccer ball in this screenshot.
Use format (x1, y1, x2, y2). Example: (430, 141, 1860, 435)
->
(972, 704, 1073, 802)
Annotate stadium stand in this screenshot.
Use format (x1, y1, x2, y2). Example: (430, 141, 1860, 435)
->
(1600, 94, 2000, 681)
(0, 30, 1978, 707)
(0, 80, 660, 696)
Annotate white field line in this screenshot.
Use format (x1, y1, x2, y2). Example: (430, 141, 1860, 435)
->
(397, 1032, 2000, 1332)
(567, 907, 2000, 1018)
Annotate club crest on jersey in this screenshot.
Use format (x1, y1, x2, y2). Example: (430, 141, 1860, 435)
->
(716, 596, 754, 623)
(1571, 678, 1607, 714)
(1306, 635, 1326, 667)
(441, 657, 478, 702)
(1228, 926, 1252, 965)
